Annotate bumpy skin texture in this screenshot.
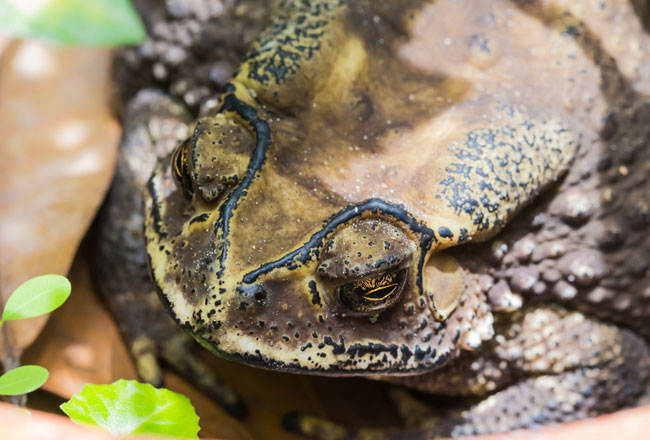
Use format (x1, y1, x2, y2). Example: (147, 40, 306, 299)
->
(137, 0, 650, 436)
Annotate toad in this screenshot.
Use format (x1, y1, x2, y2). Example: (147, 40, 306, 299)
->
(97, 0, 650, 437)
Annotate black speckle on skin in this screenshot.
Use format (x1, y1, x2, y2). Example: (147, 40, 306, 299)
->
(347, 342, 399, 359)
(470, 33, 490, 53)
(436, 114, 570, 233)
(323, 335, 346, 354)
(244, 1, 344, 85)
(564, 24, 580, 39)
(400, 345, 413, 363)
(414, 345, 433, 361)
(438, 227, 454, 238)
(189, 213, 210, 224)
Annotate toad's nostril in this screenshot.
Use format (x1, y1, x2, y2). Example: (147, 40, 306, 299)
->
(254, 289, 267, 304)
(236, 283, 267, 307)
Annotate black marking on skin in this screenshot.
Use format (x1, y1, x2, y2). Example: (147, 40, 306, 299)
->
(208, 343, 452, 374)
(308, 280, 322, 306)
(458, 228, 469, 243)
(323, 336, 345, 355)
(242, 198, 438, 284)
(211, 90, 271, 278)
(400, 345, 413, 362)
(147, 176, 167, 238)
(414, 345, 433, 361)
(470, 33, 490, 53)
(347, 342, 399, 359)
(190, 213, 210, 224)
(244, 1, 343, 86)
(564, 24, 580, 39)
(438, 123, 553, 231)
(438, 227, 454, 238)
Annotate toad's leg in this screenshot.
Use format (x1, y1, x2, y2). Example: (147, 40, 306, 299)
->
(91, 90, 246, 419)
(284, 306, 650, 438)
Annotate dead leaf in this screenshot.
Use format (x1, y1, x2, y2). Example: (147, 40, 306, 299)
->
(0, 40, 120, 367)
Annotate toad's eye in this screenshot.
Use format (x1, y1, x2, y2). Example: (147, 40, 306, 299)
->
(172, 139, 194, 198)
(338, 269, 407, 313)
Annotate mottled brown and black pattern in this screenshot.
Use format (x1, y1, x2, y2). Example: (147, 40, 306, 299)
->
(244, 0, 344, 86)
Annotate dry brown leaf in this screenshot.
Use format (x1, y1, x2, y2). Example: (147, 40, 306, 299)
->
(0, 40, 120, 366)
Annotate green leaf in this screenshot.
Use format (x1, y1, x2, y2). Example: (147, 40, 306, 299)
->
(0, 365, 49, 395)
(1, 274, 71, 324)
(0, 0, 146, 46)
(60, 380, 200, 438)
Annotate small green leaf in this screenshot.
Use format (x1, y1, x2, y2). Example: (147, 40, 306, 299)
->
(61, 380, 200, 438)
(0, 0, 146, 46)
(0, 365, 49, 395)
(1, 274, 71, 324)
